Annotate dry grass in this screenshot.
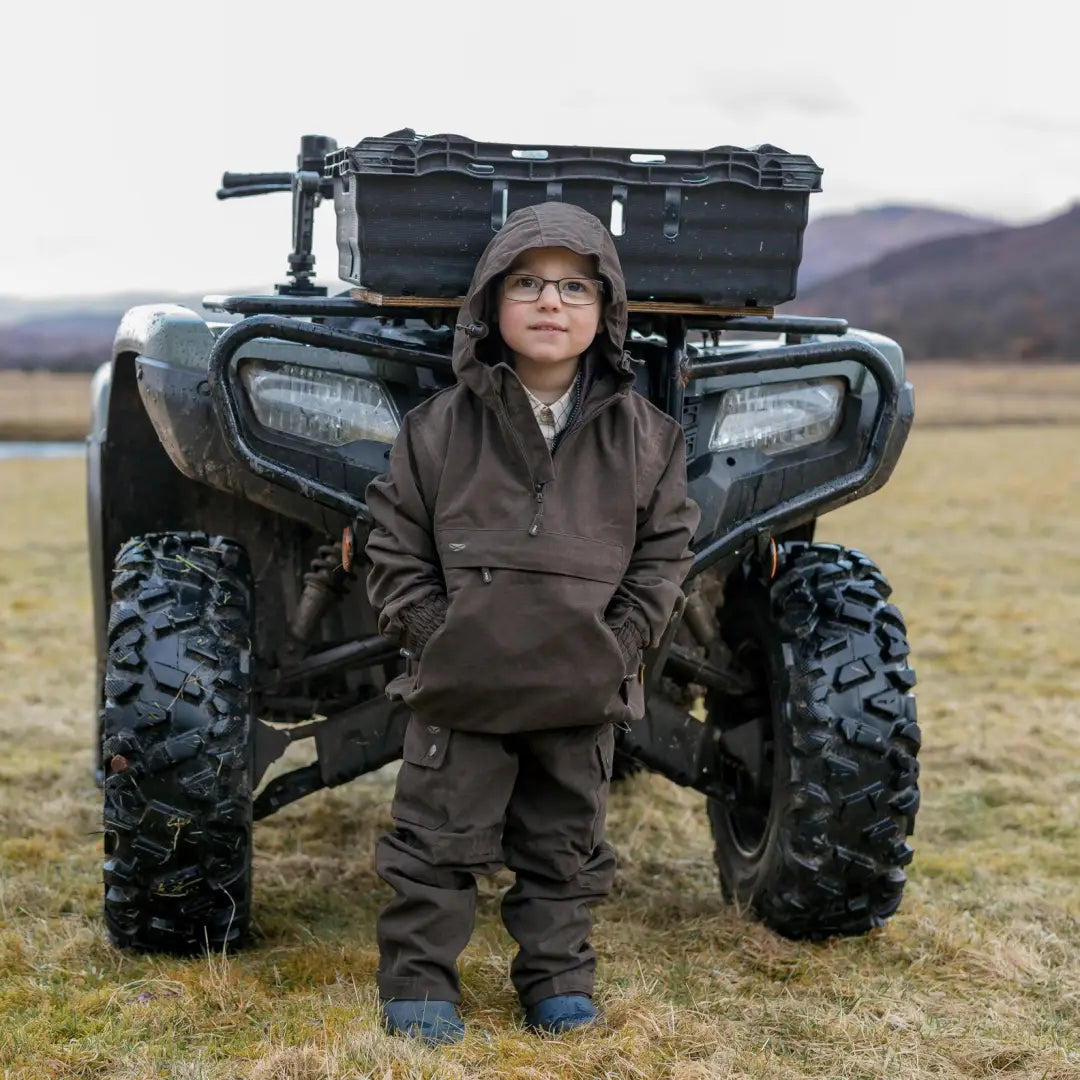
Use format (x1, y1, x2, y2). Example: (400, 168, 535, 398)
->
(907, 360, 1080, 426)
(0, 371, 94, 441)
(2, 368, 1080, 1077)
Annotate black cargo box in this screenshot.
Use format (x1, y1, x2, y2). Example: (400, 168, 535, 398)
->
(325, 130, 822, 309)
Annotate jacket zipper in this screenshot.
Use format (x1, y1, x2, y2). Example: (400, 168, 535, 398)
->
(528, 483, 545, 536)
(549, 367, 584, 456)
(481, 567, 492, 584)
(527, 396, 618, 535)
(493, 398, 547, 537)
(496, 390, 622, 538)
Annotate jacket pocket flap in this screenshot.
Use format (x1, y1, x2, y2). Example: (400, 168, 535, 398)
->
(402, 718, 450, 769)
(438, 528, 624, 584)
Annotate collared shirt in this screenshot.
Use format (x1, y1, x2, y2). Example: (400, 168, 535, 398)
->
(522, 375, 580, 450)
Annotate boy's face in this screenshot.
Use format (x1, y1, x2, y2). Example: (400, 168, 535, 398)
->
(497, 247, 603, 368)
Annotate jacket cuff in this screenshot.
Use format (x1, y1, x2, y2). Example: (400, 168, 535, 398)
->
(399, 593, 449, 653)
(612, 615, 648, 668)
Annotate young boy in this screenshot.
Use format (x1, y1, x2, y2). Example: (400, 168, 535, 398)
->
(365, 201, 700, 1044)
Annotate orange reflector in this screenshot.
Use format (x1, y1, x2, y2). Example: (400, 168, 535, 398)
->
(342, 526, 354, 573)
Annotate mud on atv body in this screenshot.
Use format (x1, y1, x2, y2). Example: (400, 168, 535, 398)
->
(89, 137, 918, 953)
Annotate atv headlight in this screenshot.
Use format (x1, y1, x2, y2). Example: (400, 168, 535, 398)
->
(708, 378, 844, 456)
(241, 361, 400, 446)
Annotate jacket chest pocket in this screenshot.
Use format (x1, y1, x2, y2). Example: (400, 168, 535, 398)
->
(438, 528, 626, 586)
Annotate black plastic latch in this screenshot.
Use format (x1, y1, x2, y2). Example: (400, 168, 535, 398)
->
(663, 187, 681, 240)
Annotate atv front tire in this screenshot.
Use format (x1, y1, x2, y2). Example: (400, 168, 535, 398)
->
(101, 532, 255, 952)
(707, 542, 920, 939)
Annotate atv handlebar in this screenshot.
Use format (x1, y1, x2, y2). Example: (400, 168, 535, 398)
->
(217, 171, 293, 200)
(221, 171, 294, 188)
(216, 136, 339, 292)
(215, 171, 334, 201)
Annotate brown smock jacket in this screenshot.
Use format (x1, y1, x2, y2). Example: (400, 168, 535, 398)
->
(365, 202, 700, 733)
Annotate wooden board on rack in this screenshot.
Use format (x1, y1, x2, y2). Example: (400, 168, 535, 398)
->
(349, 288, 773, 318)
(625, 299, 774, 317)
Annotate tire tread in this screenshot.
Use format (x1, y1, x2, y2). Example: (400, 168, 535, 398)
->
(709, 542, 920, 939)
(101, 531, 254, 954)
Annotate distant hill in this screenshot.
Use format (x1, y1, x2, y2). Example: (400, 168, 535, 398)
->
(789, 204, 1080, 360)
(0, 313, 127, 372)
(0, 289, 267, 372)
(799, 205, 1001, 289)
(0, 292, 204, 327)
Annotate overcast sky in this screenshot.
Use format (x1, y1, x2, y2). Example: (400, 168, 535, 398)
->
(3, 0, 1078, 298)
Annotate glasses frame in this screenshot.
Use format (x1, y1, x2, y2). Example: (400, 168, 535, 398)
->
(501, 273, 605, 306)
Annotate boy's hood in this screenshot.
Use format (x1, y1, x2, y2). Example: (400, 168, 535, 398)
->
(452, 202, 632, 402)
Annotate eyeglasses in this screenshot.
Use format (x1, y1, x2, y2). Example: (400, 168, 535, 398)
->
(502, 273, 604, 306)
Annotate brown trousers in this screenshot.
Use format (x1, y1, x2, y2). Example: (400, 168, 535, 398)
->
(375, 717, 617, 1007)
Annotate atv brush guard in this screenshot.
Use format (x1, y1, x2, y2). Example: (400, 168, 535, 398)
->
(205, 308, 901, 565)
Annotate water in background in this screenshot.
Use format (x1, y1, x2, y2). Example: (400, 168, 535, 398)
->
(0, 442, 85, 460)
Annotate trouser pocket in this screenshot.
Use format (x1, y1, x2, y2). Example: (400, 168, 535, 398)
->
(389, 720, 518, 865)
(390, 717, 453, 830)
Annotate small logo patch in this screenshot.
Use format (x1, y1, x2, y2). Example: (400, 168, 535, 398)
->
(448, 542, 467, 551)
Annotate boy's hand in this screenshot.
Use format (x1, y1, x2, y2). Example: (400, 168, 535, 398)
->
(401, 593, 449, 654)
(611, 616, 648, 670)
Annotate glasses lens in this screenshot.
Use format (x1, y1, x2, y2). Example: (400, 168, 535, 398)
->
(503, 274, 601, 304)
(504, 274, 541, 302)
(558, 278, 600, 305)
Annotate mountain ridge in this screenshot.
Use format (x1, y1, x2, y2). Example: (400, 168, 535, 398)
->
(799, 204, 1002, 288)
(788, 203, 1080, 359)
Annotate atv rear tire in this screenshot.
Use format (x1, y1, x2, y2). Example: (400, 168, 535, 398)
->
(101, 532, 255, 953)
(707, 542, 920, 939)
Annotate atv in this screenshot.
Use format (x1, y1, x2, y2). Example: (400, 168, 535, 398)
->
(89, 133, 919, 953)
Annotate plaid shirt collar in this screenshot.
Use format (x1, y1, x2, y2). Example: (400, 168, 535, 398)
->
(522, 370, 582, 450)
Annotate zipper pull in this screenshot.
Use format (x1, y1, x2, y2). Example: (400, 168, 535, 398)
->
(528, 483, 545, 536)
(481, 567, 492, 584)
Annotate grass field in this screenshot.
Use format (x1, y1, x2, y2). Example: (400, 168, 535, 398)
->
(0, 372, 94, 442)
(1, 368, 1079, 1077)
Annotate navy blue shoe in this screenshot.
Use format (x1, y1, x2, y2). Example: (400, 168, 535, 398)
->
(525, 993, 598, 1033)
(382, 999, 464, 1044)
